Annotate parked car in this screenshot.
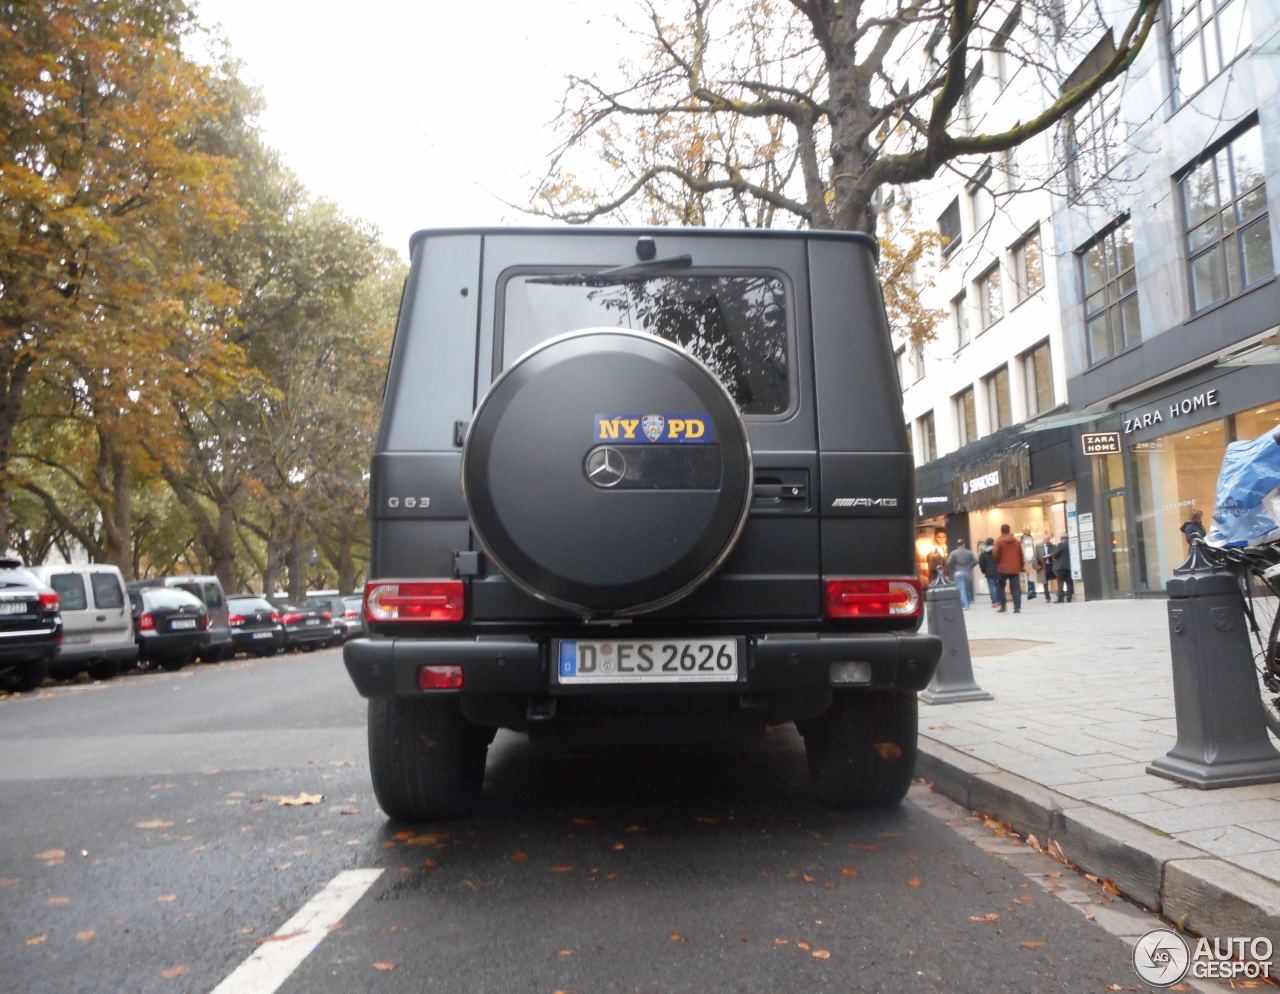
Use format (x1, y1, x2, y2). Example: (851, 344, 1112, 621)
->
(276, 602, 336, 652)
(225, 595, 284, 657)
(127, 586, 208, 672)
(26, 564, 136, 681)
(303, 595, 361, 644)
(345, 227, 942, 822)
(0, 556, 61, 692)
(129, 575, 232, 661)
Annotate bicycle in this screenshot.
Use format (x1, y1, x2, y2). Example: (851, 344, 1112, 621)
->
(1193, 538, 1280, 736)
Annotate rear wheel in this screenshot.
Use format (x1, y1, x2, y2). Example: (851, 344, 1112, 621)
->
(368, 698, 489, 822)
(802, 690, 918, 808)
(10, 658, 49, 693)
(87, 658, 121, 682)
(1250, 583, 1280, 737)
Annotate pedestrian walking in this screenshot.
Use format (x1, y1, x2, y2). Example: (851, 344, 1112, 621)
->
(994, 524, 1025, 613)
(1181, 508, 1206, 546)
(1037, 534, 1056, 604)
(1052, 535, 1074, 602)
(978, 538, 1000, 608)
(1021, 529, 1037, 600)
(946, 538, 978, 609)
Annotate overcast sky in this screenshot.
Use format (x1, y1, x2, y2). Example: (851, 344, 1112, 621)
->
(194, 0, 626, 258)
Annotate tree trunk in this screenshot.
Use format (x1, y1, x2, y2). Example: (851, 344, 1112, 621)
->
(211, 505, 238, 591)
(336, 521, 354, 596)
(102, 452, 135, 580)
(263, 537, 287, 599)
(286, 532, 306, 602)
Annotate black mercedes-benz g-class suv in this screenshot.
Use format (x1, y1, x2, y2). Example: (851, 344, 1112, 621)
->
(345, 227, 941, 821)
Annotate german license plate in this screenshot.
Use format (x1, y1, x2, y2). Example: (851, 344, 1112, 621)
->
(0, 601, 26, 615)
(171, 619, 196, 630)
(556, 638, 738, 684)
(252, 631, 272, 640)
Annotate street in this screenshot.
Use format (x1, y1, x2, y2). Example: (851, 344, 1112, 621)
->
(0, 650, 1210, 994)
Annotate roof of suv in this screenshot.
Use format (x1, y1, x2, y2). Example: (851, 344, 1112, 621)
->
(407, 225, 878, 255)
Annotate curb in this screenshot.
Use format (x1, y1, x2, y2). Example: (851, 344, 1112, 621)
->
(918, 736, 1280, 960)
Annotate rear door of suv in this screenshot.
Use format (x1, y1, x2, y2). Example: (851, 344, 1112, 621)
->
(87, 568, 132, 656)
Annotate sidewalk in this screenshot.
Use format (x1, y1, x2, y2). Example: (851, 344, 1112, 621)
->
(916, 594, 1280, 945)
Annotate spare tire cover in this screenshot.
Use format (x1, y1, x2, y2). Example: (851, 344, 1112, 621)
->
(463, 329, 752, 616)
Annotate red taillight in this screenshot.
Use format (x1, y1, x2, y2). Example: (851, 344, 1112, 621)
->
(38, 592, 59, 613)
(320, 611, 332, 622)
(417, 665, 464, 690)
(282, 612, 304, 625)
(270, 612, 281, 624)
(139, 612, 155, 631)
(228, 614, 245, 626)
(200, 613, 209, 629)
(824, 578, 922, 619)
(342, 610, 359, 619)
(364, 580, 464, 622)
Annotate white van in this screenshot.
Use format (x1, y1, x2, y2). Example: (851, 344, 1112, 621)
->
(26, 564, 137, 680)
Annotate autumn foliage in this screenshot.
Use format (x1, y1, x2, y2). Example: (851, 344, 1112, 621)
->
(0, 1, 403, 595)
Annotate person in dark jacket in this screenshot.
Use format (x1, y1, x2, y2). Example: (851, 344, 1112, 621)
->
(1052, 536, 1074, 602)
(1181, 509, 1206, 546)
(1037, 535, 1057, 605)
(994, 523, 1025, 613)
(977, 538, 999, 607)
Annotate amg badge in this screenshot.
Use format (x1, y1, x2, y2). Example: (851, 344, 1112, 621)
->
(831, 497, 899, 508)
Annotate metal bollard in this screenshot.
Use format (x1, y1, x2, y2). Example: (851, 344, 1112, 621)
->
(1147, 544, 1280, 788)
(919, 569, 992, 705)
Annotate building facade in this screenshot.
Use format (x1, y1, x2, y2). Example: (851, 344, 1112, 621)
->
(1050, 0, 1280, 598)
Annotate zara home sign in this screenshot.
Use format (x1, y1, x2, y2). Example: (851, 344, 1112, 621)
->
(1124, 388, 1219, 435)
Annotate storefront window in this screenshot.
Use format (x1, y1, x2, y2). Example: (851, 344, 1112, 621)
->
(1128, 419, 1226, 591)
(1230, 400, 1280, 442)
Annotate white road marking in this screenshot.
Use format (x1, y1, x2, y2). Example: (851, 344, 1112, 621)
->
(208, 868, 383, 994)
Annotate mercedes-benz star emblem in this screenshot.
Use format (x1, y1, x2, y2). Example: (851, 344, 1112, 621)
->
(585, 446, 626, 488)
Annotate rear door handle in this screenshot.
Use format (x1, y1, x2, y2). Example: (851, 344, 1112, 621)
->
(753, 483, 807, 503)
(95, 615, 106, 622)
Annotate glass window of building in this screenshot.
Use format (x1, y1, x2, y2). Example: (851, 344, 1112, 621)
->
(952, 291, 970, 349)
(984, 365, 1012, 430)
(919, 411, 937, 462)
(955, 386, 978, 446)
(1079, 218, 1139, 365)
(1022, 340, 1054, 416)
(1180, 123, 1273, 313)
(1012, 226, 1045, 302)
(1068, 79, 1121, 198)
(909, 344, 925, 383)
(939, 198, 962, 257)
(1169, 0, 1250, 103)
(969, 164, 995, 233)
(977, 264, 1004, 330)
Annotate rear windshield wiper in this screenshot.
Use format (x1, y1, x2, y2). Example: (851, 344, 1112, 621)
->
(525, 254, 693, 286)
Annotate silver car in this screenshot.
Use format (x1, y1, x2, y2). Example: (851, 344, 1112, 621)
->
(26, 564, 137, 680)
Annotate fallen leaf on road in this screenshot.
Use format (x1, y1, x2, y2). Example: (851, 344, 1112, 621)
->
(254, 931, 304, 945)
(625, 825, 642, 833)
(1016, 894, 1034, 904)
(1019, 940, 1046, 949)
(26, 935, 47, 947)
(511, 851, 529, 864)
(559, 949, 574, 958)
(695, 816, 718, 825)
(225, 791, 245, 798)
(740, 932, 749, 943)
(156, 894, 177, 903)
(968, 913, 1000, 923)
(1, 878, 20, 887)
(134, 821, 174, 830)
(872, 742, 902, 760)
(35, 849, 65, 864)
(278, 793, 323, 807)
(391, 831, 415, 841)
(47, 896, 69, 906)
(773, 938, 789, 946)
(406, 832, 447, 846)
(75, 930, 95, 942)
(796, 941, 811, 951)
(812, 949, 831, 960)
(372, 961, 397, 972)
(611, 843, 625, 851)
(852, 842, 880, 854)
(906, 876, 923, 888)
(571, 817, 594, 826)
(159, 966, 188, 979)
(605, 872, 618, 881)
(802, 873, 816, 883)
(670, 933, 683, 942)
(549, 865, 574, 874)
(840, 867, 858, 877)
(1102, 879, 1120, 896)
(1104, 985, 1122, 992)
(423, 858, 439, 869)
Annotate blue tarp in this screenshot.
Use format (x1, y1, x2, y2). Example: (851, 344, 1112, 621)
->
(1209, 425, 1280, 548)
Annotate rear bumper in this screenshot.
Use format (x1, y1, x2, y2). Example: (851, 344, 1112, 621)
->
(230, 628, 284, 652)
(343, 632, 941, 700)
(0, 635, 58, 665)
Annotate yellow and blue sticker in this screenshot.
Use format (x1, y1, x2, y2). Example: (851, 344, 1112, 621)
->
(594, 413, 714, 444)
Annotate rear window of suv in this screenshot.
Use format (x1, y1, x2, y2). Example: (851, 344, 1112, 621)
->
(501, 272, 791, 415)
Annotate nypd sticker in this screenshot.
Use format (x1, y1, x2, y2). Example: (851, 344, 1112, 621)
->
(594, 413, 714, 444)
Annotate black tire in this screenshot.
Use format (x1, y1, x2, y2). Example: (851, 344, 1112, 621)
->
(802, 690, 918, 808)
(368, 697, 489, 822)
(1255, 592, 1280, 738)
(254, 646, 277, 658)
(135, 655, 160, 673)
(159, 654, 190, 672)
(10, 658, 49, 693)
(87, 658, 122, 682)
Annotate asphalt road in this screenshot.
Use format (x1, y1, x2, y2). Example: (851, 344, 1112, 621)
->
(0, 649, 1207, 994)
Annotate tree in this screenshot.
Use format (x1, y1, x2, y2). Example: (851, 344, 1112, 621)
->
(532, 0, 1160, 236)
(0, 0, 243, 552)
